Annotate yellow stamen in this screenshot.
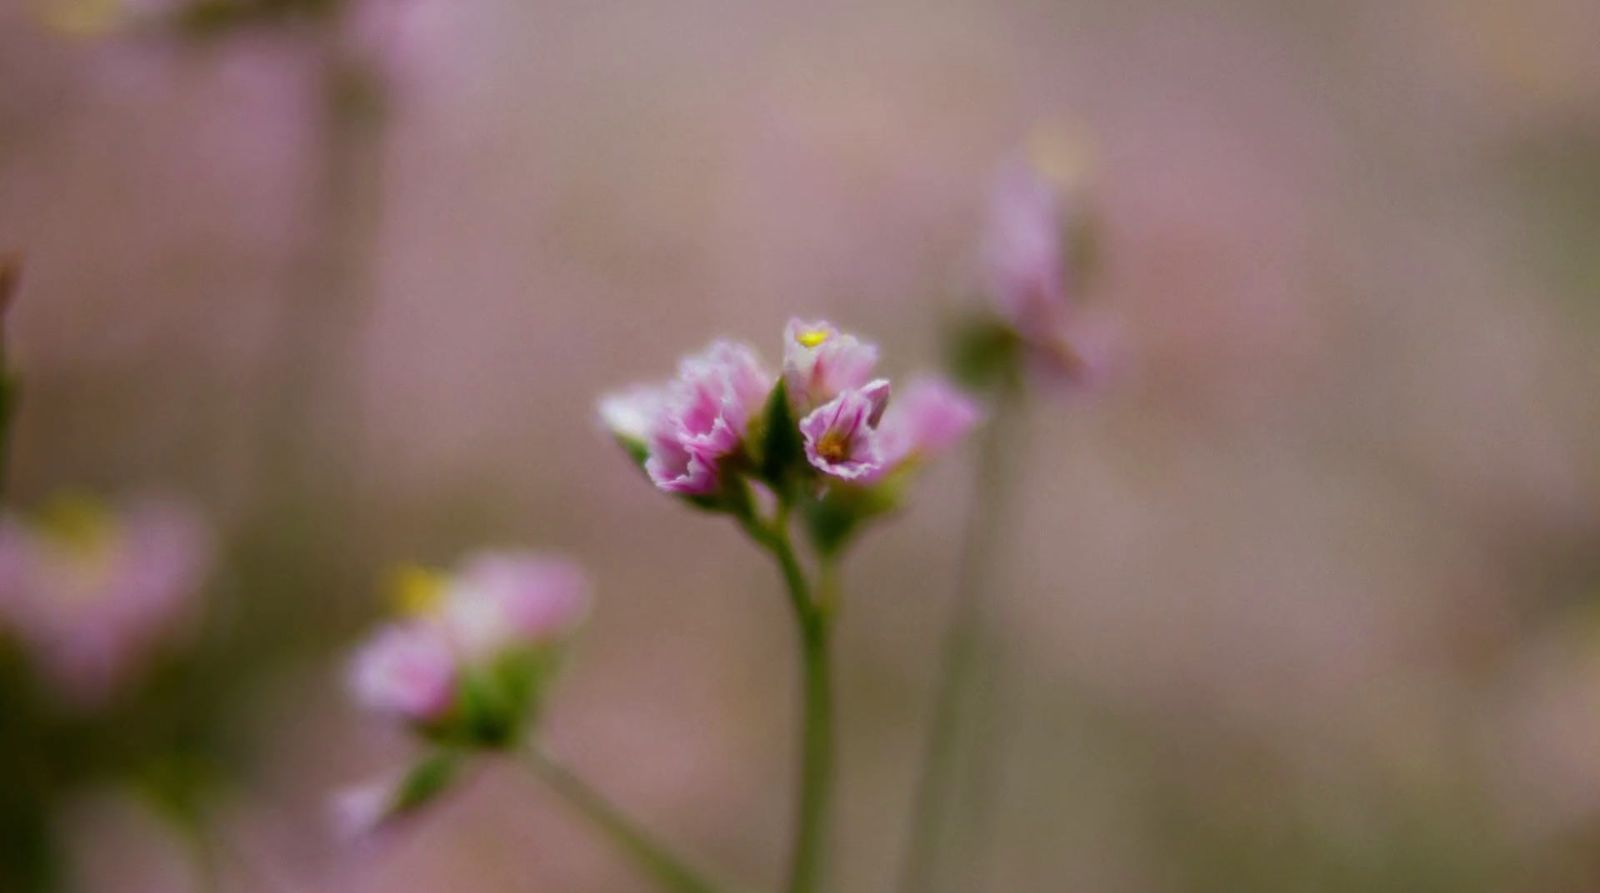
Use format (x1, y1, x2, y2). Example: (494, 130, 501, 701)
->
(388, 564, 448, 616)
(816, 431, 850, 463)
(35, 492, 115, 556)
(796, 329, 830, 349)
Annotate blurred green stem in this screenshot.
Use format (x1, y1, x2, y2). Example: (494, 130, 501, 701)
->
(898, 383, 1025, 893)
(739, 496, 835, 893)
(522, 745, 731, 893)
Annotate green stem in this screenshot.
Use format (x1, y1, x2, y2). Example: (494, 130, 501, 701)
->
(522, 746, 730, 893)
(898, 384, 1025, 893)
(741, 496, 834, 893)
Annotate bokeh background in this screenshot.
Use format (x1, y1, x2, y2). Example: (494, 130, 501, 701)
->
(3, 0, 1600, 889)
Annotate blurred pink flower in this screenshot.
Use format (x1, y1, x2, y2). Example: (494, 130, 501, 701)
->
(348, 622, 458, 724)
(442, 552, 590, 660)
(783, 318, 881, 414)
(348, 551, 590, 724)
(874, 376, 982, 468)
(0, 494, 211, 707)
(980, 153, 1115, 385)
(982, 159, 1072, 337)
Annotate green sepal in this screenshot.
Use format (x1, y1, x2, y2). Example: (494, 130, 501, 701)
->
(390, 749, 464, 816)
(616, 434, 651, 470)
(753, 380, 804, 492)
(445, 647, 559, 750)
(803, 477, 906, 558)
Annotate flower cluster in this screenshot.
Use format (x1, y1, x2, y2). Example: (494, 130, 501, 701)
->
(348, 551, 589, 741)
(600, 319, 979, 546)
(338, 551, 589, 837)
(0, 493, 211, 707)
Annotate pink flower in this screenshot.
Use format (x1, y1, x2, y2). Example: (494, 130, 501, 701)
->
(783, 319, 881, 413)
(981, 159, 1072, 337)
(799, 383, 891, 482)
(0, 495, 211, 707)
(875, 377, 982, 468)
(980, 153, 1116, 386)
(442, 553, 590, 659)
(601, 340, 776, 496)
(348, 622, 458, 724)
(670, 341, 771, 459)
(802, 377, 978, 484)
(347, 551, 589, 725)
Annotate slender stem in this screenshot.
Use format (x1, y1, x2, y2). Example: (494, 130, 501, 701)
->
(522, 745, 730, 893)
(898, 384, 1025, 893)
(742, 498, 835, 893)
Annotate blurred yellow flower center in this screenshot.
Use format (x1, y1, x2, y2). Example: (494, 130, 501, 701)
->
(1026, 118, 1097, 191)
(796, 329, 830, 349)
(816, 431, 850, 463)
(389, 564, 448, 616)
(35, 493, 115, 557)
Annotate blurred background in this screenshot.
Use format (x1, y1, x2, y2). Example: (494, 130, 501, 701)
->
(2, 0, 1599, 889)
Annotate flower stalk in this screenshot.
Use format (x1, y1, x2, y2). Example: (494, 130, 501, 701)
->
(521, 745, 731, 893)
(898, 382, 1025, 893)
(734, 491, 835, 893)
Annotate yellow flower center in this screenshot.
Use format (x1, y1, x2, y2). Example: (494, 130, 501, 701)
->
(388, 564, 448, 616)
(35, 492, 115, 556)
(796, 329, 830, 349)
(816, 431, 850, 463)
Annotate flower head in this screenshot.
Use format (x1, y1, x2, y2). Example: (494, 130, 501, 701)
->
(346, 551, 590, 741)
(0, 494, 211, 707)
(783, 318, 881, 414)
(602, 320, 978, 550)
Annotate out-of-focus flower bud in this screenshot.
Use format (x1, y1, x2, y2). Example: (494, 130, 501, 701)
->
(0, 493, 212, 708)
(346, 551, 591, 747)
